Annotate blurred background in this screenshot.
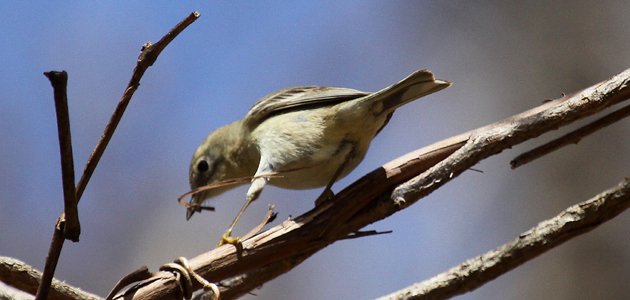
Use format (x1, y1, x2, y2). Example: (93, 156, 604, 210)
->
(1, 1, 629, 299)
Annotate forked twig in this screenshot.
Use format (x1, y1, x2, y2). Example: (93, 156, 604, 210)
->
(35, 12, 200, 300)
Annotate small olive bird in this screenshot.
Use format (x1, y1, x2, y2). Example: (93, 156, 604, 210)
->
(187, 69, 450, 245)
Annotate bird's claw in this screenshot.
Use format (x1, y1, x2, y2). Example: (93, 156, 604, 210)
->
(218, 230, 243, 251)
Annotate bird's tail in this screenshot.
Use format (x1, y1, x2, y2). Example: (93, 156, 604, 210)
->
(359, 69, 451, 115)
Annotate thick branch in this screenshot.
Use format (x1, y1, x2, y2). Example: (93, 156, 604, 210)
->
(378, 178, 630, 300)
(0, 257, 101, 300)
(388, 69, 630, 208)
(214, 251, 314, 300)
(119, 69, 630, 299)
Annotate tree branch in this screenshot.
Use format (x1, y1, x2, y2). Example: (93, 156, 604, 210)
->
(117, 69, 630, 299)
(37, 71, 81, 300)
(378, 178, 630, 300)
(0, 257, 101, 300)
(33, 11, 200, 300)
(511, 103, 630, 168)
(43, 70, 80, 242)
(75, 10, 200, 202)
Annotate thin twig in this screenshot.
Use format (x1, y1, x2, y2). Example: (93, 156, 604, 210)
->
(378, 178, 630, 300)
(75, 11, 200, 201)
(511, 103, 630, 168)
(35, 226, 66, 300)
(178, 172, 283, 212)
(37, 71, 80, 300)
(241, 205, 277, 241)
(44, 70, 80, 241)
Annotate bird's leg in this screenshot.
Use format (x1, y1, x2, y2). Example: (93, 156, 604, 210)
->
(315, 142, 354, 206)
(219, 176, 266, 247)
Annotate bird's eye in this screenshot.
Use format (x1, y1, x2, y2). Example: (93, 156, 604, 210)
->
(196, 160, 209, 173)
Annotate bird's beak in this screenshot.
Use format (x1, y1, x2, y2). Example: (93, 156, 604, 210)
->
(184, 187, 219, 220)
(185, 193, 201, 220)
(186, 206, 196, 220)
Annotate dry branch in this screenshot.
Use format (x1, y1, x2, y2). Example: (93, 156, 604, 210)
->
(378, 178, 630, 300)
(0, 256, 101, 300)
(75, 10, 200, 202)
(32, 11, 200, 300)
(38, 71, 80, 300)
(511, 103, 630, 168)
(44, 71, 80, 242)
(117, 68, 630, 300)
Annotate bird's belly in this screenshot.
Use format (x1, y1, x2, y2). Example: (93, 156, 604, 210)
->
(267, 143, 363, 189)
(253, 107, 386, 190)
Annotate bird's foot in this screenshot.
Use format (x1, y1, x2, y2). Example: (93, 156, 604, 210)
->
(217, 229, 243, 252)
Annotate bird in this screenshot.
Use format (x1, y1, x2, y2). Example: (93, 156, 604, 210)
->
(186, 69, 450, 245)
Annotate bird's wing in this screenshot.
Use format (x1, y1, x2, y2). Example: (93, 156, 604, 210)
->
(243, 86, 369, 128)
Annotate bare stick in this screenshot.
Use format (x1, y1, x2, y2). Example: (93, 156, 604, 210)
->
(44, 71, 81, 241)
(117, 68, 630, 300)
(511, 103, 630, 168)
(37, 71, 80, 300)
(36, 225, 66, 300)
(75, 11, 200, 201)
(0, 256, 101, 300)
(378, 178, 630, 300)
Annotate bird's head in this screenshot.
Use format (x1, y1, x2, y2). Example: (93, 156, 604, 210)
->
(186, 121, 257, 219)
